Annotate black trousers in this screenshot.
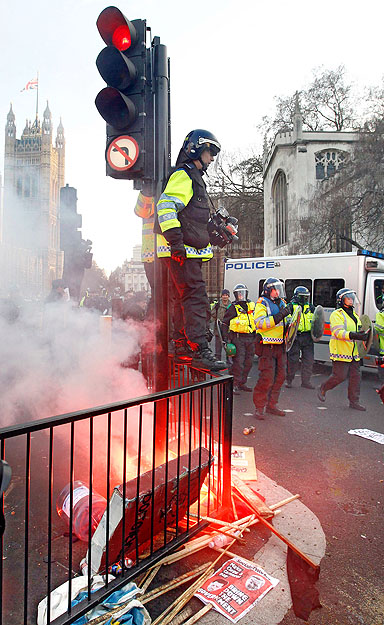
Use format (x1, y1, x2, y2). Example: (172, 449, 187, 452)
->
(322, 359, 361, 404)
(230, 334, 255, 386)
(253, 343, 286, 410)
(166, 258, 209, 348)
(287, 332, 314, 384)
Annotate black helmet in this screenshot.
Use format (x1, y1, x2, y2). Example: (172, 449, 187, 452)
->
(233, 283, 248, 301)
(182, 129, 221, 161)
(262, 277, 286, 301)
(336, 288, 360, 308)
(293, 286, 310, 306)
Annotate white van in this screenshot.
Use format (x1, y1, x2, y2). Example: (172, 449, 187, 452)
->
(224, 249, 384, 368)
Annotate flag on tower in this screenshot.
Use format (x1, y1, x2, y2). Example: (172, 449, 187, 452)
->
(21, 77, 38, 92)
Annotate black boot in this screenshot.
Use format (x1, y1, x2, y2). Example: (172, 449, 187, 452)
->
(192, 347, 227, 372)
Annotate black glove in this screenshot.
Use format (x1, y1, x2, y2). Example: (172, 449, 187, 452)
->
(349, 330, 370, 341)
(272, 303, 293, 325)
(170, 243, 186, 266)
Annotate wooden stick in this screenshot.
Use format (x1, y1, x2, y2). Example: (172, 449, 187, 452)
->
(270, 493, 300, 509)
(151, 518, 255, 625)
(189, 513, 251, 532)
(172, 606, 195, 625)
(140, 563, 161, 592)
(231, 493, 239, 520)
(247, 510, 319, 569)
(212, 546, 239, 559)
(141, 564, 207, 603)
(182, 604, 213, 624)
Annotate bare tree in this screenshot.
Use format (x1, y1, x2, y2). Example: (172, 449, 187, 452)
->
(207, 152, 264, 254)
(260, 65, 359, 146)
(296, 117, 384, 254)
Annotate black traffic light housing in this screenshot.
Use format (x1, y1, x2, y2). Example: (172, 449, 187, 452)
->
(95, 7, 154, 182)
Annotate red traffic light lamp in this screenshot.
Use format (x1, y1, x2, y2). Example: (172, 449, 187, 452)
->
(95, 7, 152, 181)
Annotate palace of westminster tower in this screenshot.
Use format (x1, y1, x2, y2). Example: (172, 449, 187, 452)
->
(1, 102, 65, 297)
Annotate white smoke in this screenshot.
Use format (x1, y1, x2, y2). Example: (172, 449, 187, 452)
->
(0, 299, 150, 426)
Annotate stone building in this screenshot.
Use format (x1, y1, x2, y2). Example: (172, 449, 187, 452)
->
(1, 103, 65, 298)
(122, 245, 150, 293)
(263, 100, 358, 256)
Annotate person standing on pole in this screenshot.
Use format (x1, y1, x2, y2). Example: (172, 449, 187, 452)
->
(156, 129, 226, 371)
(252, 278, 293, 420)
(222, 284, 256, 393)
(317, 288, 369, 410)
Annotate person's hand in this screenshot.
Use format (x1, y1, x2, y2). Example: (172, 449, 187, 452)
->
(285, 302, 294, 315)
(170, 244, 186, 266)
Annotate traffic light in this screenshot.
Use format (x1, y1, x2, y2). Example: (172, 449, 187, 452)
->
(95, 7, 153, 182)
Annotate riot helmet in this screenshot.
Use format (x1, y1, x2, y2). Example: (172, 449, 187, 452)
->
(233, 284, 248, 301)
(177, 129, 221, 171)
(262, 278, 286, 301)
(336, 288, 360, 309)
(293, 286, 310, 306)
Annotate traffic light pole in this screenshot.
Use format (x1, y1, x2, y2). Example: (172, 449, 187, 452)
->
(153, 38, 170, 393)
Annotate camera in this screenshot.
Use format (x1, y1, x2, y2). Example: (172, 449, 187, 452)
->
(208, 206, 239, 248)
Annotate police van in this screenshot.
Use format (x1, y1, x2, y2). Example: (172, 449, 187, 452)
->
(223, 249, 384, 368)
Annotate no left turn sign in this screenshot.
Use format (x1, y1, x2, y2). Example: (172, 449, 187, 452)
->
(106, 135, 139, 171)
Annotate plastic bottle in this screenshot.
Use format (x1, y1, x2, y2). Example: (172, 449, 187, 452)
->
(209, 531, 240, 549)
(243, 425, 256, 435)
(56, 480, 107, 542)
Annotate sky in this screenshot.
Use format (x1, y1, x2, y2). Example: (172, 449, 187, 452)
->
(1, 0, 384, 274)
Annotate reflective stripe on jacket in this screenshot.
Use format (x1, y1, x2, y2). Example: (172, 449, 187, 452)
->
(329, 308, 361, 361)
(134, 192, 155, 262)
(254, 296, 285, 344)
(229, 302, 256, 334)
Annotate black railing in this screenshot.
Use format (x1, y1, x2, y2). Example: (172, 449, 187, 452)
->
(0, 370, 233, 625)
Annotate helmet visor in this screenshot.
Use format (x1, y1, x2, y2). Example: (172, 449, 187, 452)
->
(234, 288, 247, 301)
(341, 290, 360, 306)
(269, 281, 286, 300)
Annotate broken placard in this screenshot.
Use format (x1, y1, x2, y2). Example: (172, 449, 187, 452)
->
(87, 447, 212, 574)
(230, 446, 257, 481)
(195, 556, 279, 623)
(348, 428, 384, 445)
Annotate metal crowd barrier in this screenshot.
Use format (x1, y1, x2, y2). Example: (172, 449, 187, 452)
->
(0, 370, 233, 625)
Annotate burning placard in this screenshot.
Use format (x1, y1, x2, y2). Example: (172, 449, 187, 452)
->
(195, 557, 279, 623)
(88, 447, 212, 574)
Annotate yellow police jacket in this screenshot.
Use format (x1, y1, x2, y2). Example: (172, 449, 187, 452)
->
(329, 308, 361, 362)
(156, 168, 213, 261)
(254, 297, 285, 344)
(293, 302, 314, 333)
(134, 192, 155, 263)
(229, 302, 256, 333)
(375, 310, 384, 355)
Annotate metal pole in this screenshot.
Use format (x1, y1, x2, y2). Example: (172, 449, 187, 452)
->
(153, 38, 170, 393)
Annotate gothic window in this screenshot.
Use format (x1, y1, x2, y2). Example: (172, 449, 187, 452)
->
(273, 170, 288, 247)
(24, 175, 31, 198)
(315, 150, 347, 180)
(16, 177, 22, 196)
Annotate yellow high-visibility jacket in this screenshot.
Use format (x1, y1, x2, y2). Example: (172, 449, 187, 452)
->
(134, 192, 155, 263)
(293, 302, 314, 333)
(156, 165, 213, 261)
(229, 302, 256, 334)
(375, 310, 384, 355)
(254, 297, 286, 344)
(329, 308, 361, 362)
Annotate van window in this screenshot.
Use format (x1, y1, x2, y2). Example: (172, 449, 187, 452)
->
(374, 279, 384, 310)
(314, 279, 344, 308)
(285, 279, 312, 303)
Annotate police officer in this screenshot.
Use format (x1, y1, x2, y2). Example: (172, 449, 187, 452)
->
(317, 288, 369, 410)
(253, 278, 293, 419)
(156, 130, 226, 372)
(222, 284, 256, 393)
(211, 289, 231, 361)
(286, 286, 315, 389)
